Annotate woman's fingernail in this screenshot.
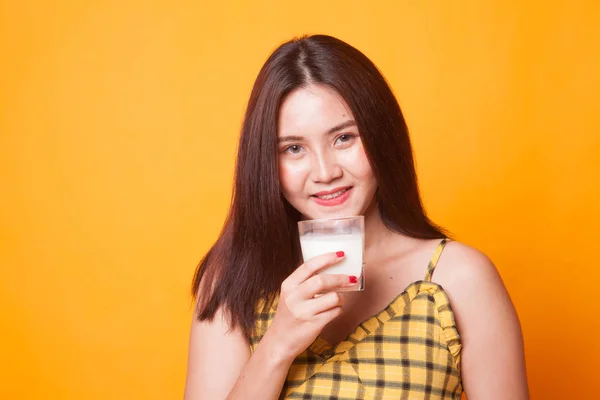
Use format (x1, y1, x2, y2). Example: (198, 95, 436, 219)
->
(336, 251, 345, 258)
(349, 276, 357, 283)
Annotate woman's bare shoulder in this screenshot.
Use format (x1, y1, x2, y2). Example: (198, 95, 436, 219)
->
(432, 240, 502, 291)
(431, 243, 529, 397)
(185, 306, 250, 399)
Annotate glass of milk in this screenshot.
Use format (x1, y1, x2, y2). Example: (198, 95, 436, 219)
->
(298, 216, 364, 291)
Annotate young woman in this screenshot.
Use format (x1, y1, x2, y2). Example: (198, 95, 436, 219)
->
(184, 34, 529, 399)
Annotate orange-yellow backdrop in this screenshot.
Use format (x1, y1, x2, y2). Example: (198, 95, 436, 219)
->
(1, 1, 599, 399)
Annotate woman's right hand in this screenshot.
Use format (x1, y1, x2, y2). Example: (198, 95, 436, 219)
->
(263, 251, 356, 362)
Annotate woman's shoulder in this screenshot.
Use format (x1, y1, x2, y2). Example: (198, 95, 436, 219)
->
(399, 237, 496, 285)
(430, 240, 528, 394)
(432, 239, 520, 332)
(433, 240, 500, 288)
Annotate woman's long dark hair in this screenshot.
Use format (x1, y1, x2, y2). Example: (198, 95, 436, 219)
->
(192, 35, 447, 342)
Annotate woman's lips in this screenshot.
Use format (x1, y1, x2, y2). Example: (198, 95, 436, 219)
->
(311, 187, 352, 206)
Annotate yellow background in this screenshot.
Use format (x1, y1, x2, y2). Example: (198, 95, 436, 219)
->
(1, 1, 599, 399)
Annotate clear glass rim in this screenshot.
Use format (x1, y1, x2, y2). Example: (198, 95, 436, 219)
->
(297, 215, 364, 226)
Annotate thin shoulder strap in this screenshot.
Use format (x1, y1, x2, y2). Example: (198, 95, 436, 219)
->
(424, 238, 452, 282)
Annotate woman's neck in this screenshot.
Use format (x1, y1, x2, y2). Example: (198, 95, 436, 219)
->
(363, 201, 411, 257)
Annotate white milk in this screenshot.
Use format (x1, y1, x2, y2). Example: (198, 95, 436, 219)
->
(299, 232, 363, 276)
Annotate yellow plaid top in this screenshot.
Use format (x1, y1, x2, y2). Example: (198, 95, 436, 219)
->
(251, 238, 462, 399)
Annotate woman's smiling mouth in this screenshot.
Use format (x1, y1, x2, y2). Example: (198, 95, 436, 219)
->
(311, 186, 353, 206)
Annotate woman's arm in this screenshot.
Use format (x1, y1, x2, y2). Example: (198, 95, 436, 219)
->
(184, 307, 294, 400)
(434, 242, 529, 400)
(184, 308, 251, 399)
(184, 251, 354, 399)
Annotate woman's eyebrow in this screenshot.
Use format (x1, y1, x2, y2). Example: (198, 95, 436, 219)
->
(278, 120, 357, 143)
(326, 119, 357, 134)
(277, 135, 304, 143)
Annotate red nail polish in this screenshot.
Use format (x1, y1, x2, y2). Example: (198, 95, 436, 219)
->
(336, 251, 345, 258)
(349, 276, 357, 283)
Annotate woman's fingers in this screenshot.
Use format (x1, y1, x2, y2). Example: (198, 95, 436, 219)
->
(292, 291, 346, 320)
(315, 305, 344, 325)
(283, 252, 343, 288)
(295, 273, 355, 299)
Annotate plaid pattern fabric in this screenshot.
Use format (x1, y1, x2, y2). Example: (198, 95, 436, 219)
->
(252, 238, 462, 399)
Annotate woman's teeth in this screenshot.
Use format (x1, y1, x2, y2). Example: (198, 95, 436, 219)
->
(317, 188, 348, 200)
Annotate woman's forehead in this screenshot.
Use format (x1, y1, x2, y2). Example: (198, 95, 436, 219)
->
(278, 84, 355, 137)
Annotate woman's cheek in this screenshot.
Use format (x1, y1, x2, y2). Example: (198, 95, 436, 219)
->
(340, 144, 373, 180)
(278, 159, 309, 197)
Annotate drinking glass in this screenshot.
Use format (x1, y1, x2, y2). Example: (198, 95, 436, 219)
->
(298, 216, 364, 291)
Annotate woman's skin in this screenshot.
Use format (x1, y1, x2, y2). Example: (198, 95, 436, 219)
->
(184, 84, 529, 400)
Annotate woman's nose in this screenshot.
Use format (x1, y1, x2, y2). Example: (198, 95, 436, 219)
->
(310, 150, 342, 183)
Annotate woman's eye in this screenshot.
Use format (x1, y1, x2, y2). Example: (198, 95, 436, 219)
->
(335, 134, 355, 145)
(284, 145, 303, 154)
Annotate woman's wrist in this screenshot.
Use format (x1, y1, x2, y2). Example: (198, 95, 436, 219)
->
(258, 330, 296, 368)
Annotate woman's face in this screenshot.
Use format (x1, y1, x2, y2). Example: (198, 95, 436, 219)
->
(277, 84, 377, 220)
